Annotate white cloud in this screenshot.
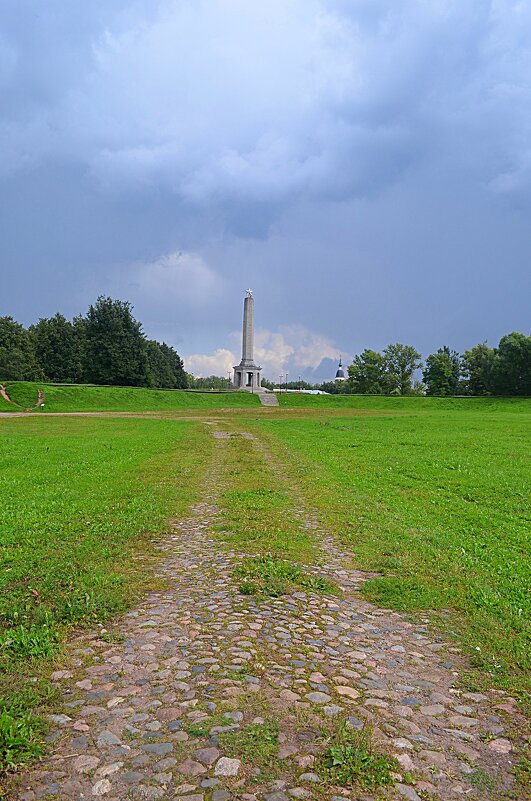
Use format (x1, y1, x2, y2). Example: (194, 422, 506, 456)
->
(255, 325, 341, 376)
(185, 324, 346, 379)
(184, 347, 237, 378)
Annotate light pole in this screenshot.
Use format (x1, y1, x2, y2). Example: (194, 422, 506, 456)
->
(228, 371, 231, 389)
(279, 374, 283, 393)
(285, 373, 288, 393)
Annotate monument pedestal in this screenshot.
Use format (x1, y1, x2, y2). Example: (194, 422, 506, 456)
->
(233, 362, 261, 391)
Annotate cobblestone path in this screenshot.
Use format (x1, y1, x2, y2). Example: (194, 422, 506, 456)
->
(14, 430, 520, 801)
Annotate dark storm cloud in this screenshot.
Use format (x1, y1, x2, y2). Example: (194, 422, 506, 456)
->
(1, 0, 529, 378)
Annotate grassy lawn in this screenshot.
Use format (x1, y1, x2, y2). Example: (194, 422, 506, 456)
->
(0, 416, 210, 774)
(212, 430, 338, 596)
(0, 395, 15, 412)
(2, 381, 260, 412)
(2, 383, 41, 410)
(253, 399, 530, 697)
(215, 431, 318, 562)
(278, 392, 527, 412)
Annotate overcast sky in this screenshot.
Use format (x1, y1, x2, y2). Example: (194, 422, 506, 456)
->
(1, 0, 530, 380)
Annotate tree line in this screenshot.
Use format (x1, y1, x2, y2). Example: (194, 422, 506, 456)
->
(187, 375, 232, 390)
(325, 334, 529, 396)
(266, 334, 530, 396)
(0, 296, 188, 389)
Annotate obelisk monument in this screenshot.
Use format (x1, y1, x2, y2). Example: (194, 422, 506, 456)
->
(233, 289, 262, 391)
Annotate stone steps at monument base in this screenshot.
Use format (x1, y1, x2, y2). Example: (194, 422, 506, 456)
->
(259, 393, 279, 406)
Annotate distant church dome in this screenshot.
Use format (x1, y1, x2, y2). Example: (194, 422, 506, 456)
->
(335, 356, 345, 381)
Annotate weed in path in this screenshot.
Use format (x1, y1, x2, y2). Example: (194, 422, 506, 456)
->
(186, 719, 216, 738)
(217, 720, 280, 774)
(183, 709, 228, 738)
(235, 554, 336, 597)
(513, 747, 531, 798)
(99, 629, 126, 645)
(468, 767, 497, 792)
(322, 724, 397, 792)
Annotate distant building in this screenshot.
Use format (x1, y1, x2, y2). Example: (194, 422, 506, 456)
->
(335, 356, 346, 382)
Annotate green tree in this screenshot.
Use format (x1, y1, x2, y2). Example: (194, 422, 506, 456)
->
(383, 343, 422, 395)
(348, 349, 386, 394)
(423, 347, 462, 396)
(462, 342, 496, 395)
(29, 313, 81, 382)
(145, 340, 187, 388)
(492, 332, 531, 395)
(0, 316, 40, 381)
(318, 381, 341, 394)
(83, 297, 149, 386)
(189, 374, 231, 390)
(411, 379, 427, 395)
(146, 340, 174, 388)
(159, 342, 187, 388)
(284, 380, 316, 390)
(318, 380, 350, 394)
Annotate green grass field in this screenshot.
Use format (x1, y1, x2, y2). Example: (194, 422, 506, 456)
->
(1, 381, 260, 412)
(1, 383, 41, 410)
(0, 416, 210, 772)
(0, 395, 14, 412)
(279, 391, 528, 412)
(254, 400, 530, 695)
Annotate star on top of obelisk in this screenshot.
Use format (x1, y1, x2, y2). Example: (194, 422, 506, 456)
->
(246, 288, 253, 298)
